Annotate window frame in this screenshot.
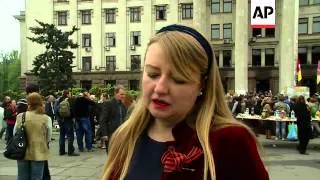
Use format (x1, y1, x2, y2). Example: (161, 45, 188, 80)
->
(130, 7, 141, 22)
(252, 49, 262, 67)
(223, 23, 232, 40)
(298, 18, 308, 34)
(106, 56, 116, 71)
(182, 3, 193, 19)
(82, 56, 92, 71)
(298, 47, 308, 64)
(81, 10, 92, 25)
(131, 55, 141, 71)
(105, 8, 116, 24)
(57, 11, 68, 26)
(312, 16, 320, 33)
(211, 0, 220, 14)
(211, 24, 220, 40)
(223, 50, 232, 67)
(105, 32, 116, 47)
(299, 0, 309, 6)
(82, 34, 91, 47)
(265, 48, 275, 66)
(130, 31, 141, 46)
(223, 0, 232, 13)
(156, 5, 167, 20)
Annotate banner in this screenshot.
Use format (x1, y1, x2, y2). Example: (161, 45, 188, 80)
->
(251, 0, 275, 28)
(317, 60, 320, 85)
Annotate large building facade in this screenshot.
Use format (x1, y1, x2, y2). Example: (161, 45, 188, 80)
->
(15, 0, 320, 94)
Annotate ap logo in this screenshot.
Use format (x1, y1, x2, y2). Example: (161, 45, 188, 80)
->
(251, 0, 275, 28)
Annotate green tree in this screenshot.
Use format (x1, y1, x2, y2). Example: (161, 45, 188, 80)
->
(0, 50, 21, 95)
(28, 20, 79, 96)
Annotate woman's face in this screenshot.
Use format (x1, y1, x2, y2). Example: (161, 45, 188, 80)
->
(142, 43, 201, 124)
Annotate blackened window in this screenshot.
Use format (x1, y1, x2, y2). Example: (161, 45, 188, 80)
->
(299, 0, 309, 6)
(265, 28, 275, 37)
(298, 18, 308, 34)
(182, 4, 193, 19)
(223, 50, 232, 67)
(211, 0, 220, 13)
(81, 10, 91, 24)
(82, 34, 91, 47)
(156, 5, 166, 20)
(214, 50, 220, 67)
(80, 80, 92, 91)
(129, 80, 140, 90)
(223, 23, 232, 39)
(223, 0, 232, 13)
(105, 80, 116, 87)
(265, 48, 275, 66)
(106, 33, 116, 47)
(57, 11, 67, 26)
(106, 56, 116, 71)
(105, 9, 116, 23)
(82, 56, 92, 71)
(252, 28, 262, 37)
(298, 47, 307, 64)
(131, 31, 141, 46)
(130, 7, 141, 22)
(312, 46, 320, 64)
(131, 55, 141, 71)
(211, 24, 220, 39)
(252, 49, 261, 66)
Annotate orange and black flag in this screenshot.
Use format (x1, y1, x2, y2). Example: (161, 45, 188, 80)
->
(296, 57, 302, 84)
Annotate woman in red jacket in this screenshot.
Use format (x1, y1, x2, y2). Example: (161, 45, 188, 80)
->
(3, 96, 17, 144)
(102, 24, 269, 180)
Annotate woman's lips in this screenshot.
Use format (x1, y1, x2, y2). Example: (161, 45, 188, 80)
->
(152, 100, 170, 109)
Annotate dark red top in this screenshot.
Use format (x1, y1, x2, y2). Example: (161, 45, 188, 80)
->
(110, 121, 270, 180)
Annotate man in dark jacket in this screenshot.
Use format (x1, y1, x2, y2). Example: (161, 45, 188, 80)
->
(73, 90, 96, 152)
(56, 90, 79, 156)
(99, 85, 127, 150)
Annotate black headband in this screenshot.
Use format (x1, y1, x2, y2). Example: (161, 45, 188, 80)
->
(157, 24, 213, 77)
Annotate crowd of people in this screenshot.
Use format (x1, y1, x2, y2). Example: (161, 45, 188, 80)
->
(227, 90, 320, 154)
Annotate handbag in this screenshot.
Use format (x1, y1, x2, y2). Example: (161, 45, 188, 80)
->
(3, 112, 27, 160)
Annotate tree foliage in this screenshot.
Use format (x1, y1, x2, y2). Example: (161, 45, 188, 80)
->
(0, 50, 21, 96)
(28, 20, 79, 96)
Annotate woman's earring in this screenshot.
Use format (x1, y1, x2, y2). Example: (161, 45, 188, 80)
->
(199, 91, 203, 96)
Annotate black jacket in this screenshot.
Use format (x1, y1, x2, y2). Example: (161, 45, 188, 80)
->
(73, 96, 95, 118)
(99, 98, 127, 136)
(45, 102, 55, 120)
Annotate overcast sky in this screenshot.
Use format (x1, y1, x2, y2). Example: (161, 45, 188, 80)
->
(0, 0, 25, 54)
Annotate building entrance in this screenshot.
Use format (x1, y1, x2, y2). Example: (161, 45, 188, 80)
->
(256, 79, 270, 93)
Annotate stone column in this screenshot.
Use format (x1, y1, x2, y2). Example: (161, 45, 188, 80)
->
(279, 0, 299, 92)
(193, 0, 208, 39)
(219, 50, 223, 68)
(261, 49, 266, 67)
(307, 46, 312, 64)
(234, 1, 249, 93)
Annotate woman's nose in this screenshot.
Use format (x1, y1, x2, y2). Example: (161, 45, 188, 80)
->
(154, 76, 169, 94)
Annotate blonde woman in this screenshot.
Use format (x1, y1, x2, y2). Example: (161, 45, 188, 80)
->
(14, 92, 52, 180)
(102, 24, 269, 180)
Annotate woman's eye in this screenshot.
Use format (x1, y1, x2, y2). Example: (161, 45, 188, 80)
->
(173, 78, 186, 84)
(147, 73, 159, 78)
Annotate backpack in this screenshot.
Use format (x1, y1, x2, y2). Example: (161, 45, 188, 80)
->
(58, 98, 70, 118)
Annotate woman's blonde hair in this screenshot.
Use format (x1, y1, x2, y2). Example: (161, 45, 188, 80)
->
(27, 92, 45, 114)
(102, 31, 252, 180)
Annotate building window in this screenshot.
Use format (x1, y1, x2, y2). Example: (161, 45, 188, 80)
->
(298, 47, 307, 64)
(265, 28, 275, 37)
(131, 31, 141, 46)
(223, 50, 232, 67)
(130, 7, 141, 22)
(81, 10, 91, 24)
(156, 5, 166, 20)
(315, 0, 320, 4)
(211, 0, 220, 13)
(105, 33, 116, 47)
(106, 56, 116, 71)
(211, 24, 220, 39)
(131, 55, 141, 71)
(80, 80, 92, 91)
(313, 16, 320, 33)
(182, 3, 193, 19)
(299, 0, 309, 5)
(82, 34, 91, 47)
(223, 23, 232, 39)
(252, 28, 262, 37)
(82, 56, 92, 71)
(223, 0, 232, 13)
(312, 46, 320, 64)
(105, 9, 116, 23)
(298, 18, 308, 34)
(57, 11, 67, 26)
(129, 80, 140, 90)
(252, 49, 261, 66)
(265, 48, 275, 66)
(105, 80, 116, 87)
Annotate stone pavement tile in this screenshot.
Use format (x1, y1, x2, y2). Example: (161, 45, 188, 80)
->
(269, 165, 320, 180)
(50, 167, 67, 176)
(58, 167, 99, 177)
(0, 167, 17, 176)
(66, 176, 88, 180)
(50, 175, 67, 180)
